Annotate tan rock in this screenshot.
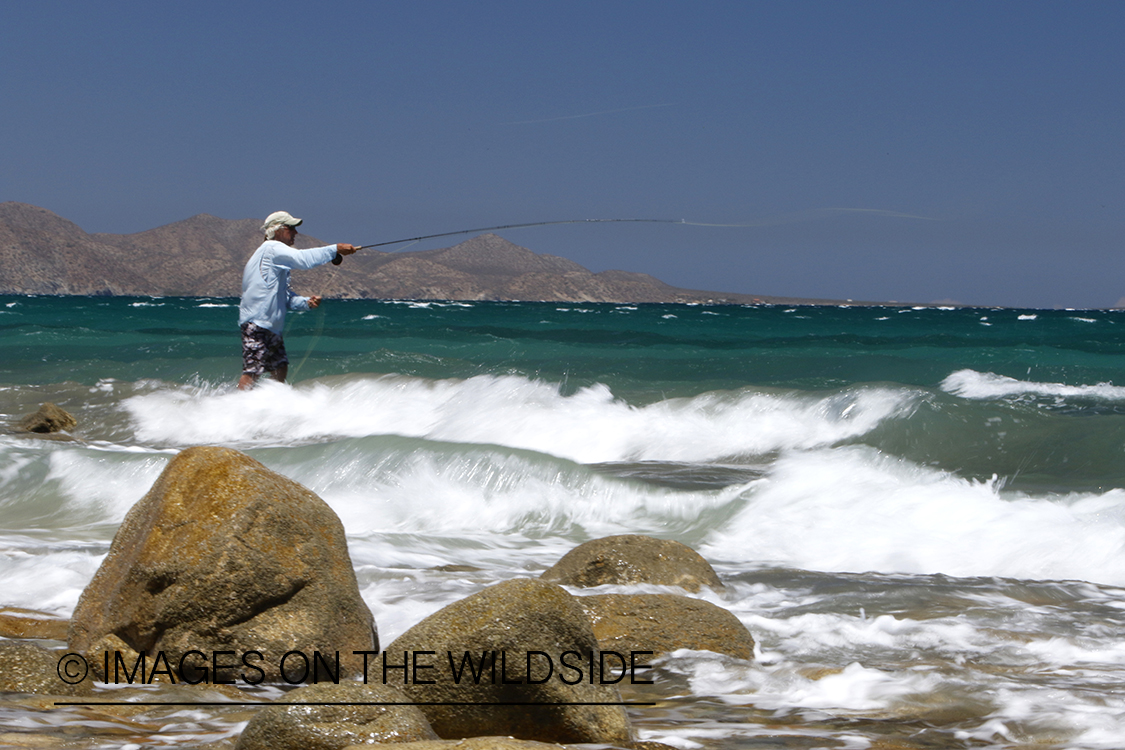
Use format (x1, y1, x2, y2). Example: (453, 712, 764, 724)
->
(541, 535, 723, 592)
(577, 594, 754, 660)
(342, 739, 581, 750)
(235, 681, 437, 750)
(381, 578, 632, 745)
(68, 446, 376, 683)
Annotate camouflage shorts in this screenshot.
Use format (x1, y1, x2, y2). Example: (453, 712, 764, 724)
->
(240, 322, 288, 375)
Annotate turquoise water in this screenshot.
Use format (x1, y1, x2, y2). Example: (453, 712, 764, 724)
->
(7, 296, 1125, 391)
(3, 295, 1125, 748)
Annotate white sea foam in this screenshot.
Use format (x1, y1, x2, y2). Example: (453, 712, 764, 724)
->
(121, 374, 917, 463)
(0, 538, 106, 615)
(941, 369, 1125, 401)
(702, 446, 1125, 585)
(47, 449, 170, 522)
(277, 442, 739, 540)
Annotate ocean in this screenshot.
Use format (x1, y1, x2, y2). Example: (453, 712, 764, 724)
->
(2, 294, 1125, 749)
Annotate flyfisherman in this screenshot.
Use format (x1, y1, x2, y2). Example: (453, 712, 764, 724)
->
(237, 210, 358, 390)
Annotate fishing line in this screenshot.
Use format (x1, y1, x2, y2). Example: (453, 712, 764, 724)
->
(288, 284, 329, 383)
(289, 250, 348, 382)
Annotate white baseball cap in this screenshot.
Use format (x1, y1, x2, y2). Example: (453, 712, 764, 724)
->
(261, 211, 303, 235)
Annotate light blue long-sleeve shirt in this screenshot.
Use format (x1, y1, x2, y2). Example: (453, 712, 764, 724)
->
(239, 240, 338, 333)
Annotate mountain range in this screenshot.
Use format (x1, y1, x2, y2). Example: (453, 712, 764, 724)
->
(0, 202, 832, 304)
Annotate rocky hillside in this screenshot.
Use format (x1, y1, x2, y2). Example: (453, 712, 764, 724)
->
(0, 202, 817, 304)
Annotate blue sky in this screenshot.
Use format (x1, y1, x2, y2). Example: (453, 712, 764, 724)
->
(2, 1, 1122, 307)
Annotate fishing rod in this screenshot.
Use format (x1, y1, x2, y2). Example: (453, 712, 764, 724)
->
(331, 218, 686, 264)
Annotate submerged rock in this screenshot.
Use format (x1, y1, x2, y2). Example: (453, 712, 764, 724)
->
(381, 578, 632, 745)
(577, 593, 754, 660)
(15, 402, 77, 434)
(541, 535, 723, 592)
(236, 681, 437, 750)
(68, 446, 377, 683)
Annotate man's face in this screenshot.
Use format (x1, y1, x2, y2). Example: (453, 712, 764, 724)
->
(276, 224, 297, 246)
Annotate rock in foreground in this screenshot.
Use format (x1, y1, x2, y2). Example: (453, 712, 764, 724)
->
(382, 578, 632, 745)
(340, 739, 678, 750)
(69, 446, 376, 683)
(541, 535, 723, 592)
(0, 640, 92, 696)
(236, 682, 437, 750)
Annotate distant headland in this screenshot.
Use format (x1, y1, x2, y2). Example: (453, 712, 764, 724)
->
(0, 202, 850, 305)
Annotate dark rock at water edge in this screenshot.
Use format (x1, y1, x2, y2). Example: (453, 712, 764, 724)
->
(236, 681, 438, 750)
(541, 534, 723, 592)
(14, 402, 77, 434)
(380, 578, 632, 745)
(68, 446, 377, 683)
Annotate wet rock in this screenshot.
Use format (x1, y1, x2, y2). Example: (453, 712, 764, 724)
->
(381, 578, 632, 745)
(352, 740, 564, 750)
(341, 739, 577, 750)
(541, 535, 723, 592)
(577, 594, 755, 660)
(68, 446, 377, 683)
(0, 640, 92, 695)
(340, 737, 680, 750)
(236, 681, 437, 750)
(15, 403, 77, 434)
(0, 607, 69, 640)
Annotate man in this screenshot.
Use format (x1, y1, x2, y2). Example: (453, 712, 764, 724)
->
(238, 210, 358, 389)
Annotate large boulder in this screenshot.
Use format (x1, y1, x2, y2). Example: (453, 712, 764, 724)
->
(577, 594, 754, 660)
(236, 681, 438, 750)
(540, 535, 723, 592)
(68, 446, 376, 683)
(381, 578, 632, 745)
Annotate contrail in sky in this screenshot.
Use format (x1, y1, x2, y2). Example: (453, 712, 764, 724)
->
(504, 103, 676, 125)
